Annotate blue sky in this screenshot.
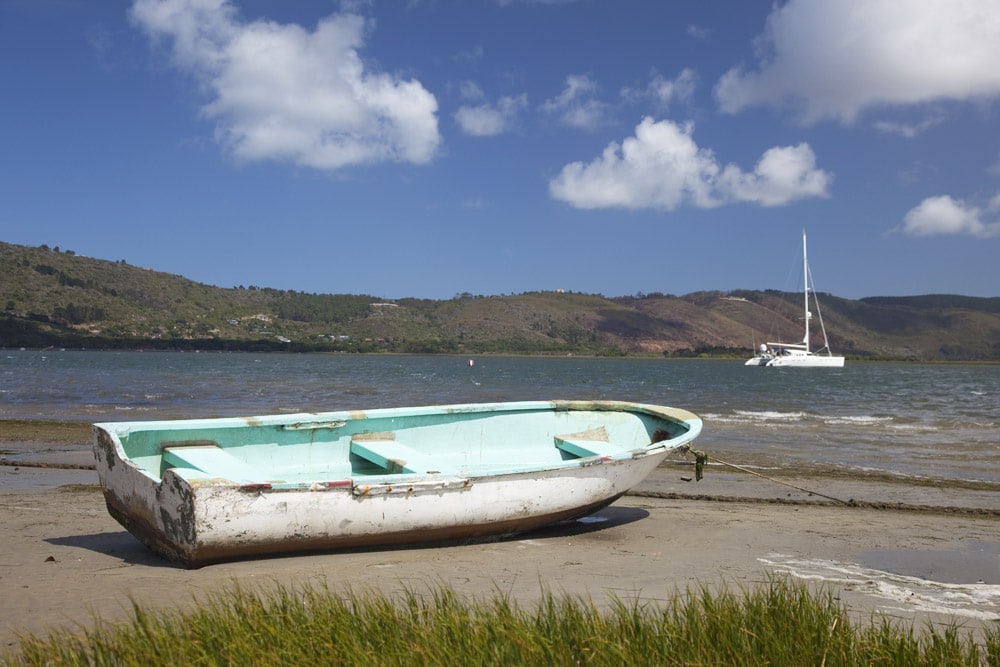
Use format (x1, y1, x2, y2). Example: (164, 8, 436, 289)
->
(2, 0, 999, 300)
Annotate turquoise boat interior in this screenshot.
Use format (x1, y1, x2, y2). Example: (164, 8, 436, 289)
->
(96, 401, 700, 489)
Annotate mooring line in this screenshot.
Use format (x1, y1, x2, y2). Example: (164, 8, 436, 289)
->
(678, 445, 852, 506)
(708, 454, 852, 506)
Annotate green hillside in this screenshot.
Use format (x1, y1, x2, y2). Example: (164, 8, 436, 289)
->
(3, 241, 998, 360)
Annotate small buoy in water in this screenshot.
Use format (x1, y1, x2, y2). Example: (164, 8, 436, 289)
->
(468, 359, 475, 367)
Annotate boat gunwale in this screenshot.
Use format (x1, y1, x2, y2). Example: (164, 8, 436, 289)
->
(92, 400, 702, 435)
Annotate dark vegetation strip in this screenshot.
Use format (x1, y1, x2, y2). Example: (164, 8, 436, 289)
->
(630, 489, 1000, 518)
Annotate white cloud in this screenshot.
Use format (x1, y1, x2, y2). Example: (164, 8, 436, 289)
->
(647, 69, 696, 109)
(548, 117, 832, 210)
(899, 195, 1000, 238)
(715, 0, 1000, 123)
(717, 144, 832, 207)
(458, 80, 486, 101)
(129, 0, 440, 170)
(620, 70, 696, 113)
(541, 74, 609, 130)
(873, 113, 946, 138)
(454, 93, 528, 137)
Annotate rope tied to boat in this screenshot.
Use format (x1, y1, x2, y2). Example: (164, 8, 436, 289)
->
(652, 430, 706, 481)
(685, 447, 708, 481)
(676, 445, 851, 505)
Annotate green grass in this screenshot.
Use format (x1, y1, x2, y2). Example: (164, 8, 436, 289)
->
(5, 577, 998, 666)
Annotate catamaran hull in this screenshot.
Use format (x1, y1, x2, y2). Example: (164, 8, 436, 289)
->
(746, 354, 845, 367)
(93, 401, 701, 567)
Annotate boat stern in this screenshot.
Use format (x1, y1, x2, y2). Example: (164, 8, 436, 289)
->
(93, 424, 204, 565)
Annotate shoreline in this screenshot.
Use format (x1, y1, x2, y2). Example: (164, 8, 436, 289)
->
(3, 480, 999, 655)
(2, 443, 1000, 654)
(6, 346, 1000, 364)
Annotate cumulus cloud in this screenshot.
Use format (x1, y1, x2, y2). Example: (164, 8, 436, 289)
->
(717, 144, 832, 207)
(715, 0, 1000, 123)
(541, 74, 609, 130)
(129, 0, 440, 170)
(898, 195, 1000, 238)
(454, 85, 528, 137)
(548, 117, 832, 210)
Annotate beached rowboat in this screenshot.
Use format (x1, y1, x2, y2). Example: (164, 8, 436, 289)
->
(93, 400, 702, 567)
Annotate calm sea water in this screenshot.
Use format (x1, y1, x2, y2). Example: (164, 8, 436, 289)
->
(2, 350, 998, 485)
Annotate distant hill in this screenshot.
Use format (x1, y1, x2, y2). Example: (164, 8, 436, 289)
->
(2, 241, 998, 360)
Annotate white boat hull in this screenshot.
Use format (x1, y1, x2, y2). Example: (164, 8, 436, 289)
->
(98, 450, 667, 565)
(745, 352, 845, 367)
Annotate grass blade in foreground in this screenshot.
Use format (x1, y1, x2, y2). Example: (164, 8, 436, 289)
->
(6, 577, 998, 666)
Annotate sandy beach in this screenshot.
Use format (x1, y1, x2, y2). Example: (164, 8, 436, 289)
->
(3, 439, 1000, 654)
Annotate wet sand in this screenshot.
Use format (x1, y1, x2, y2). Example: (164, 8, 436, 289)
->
(2, 442, 999, 654)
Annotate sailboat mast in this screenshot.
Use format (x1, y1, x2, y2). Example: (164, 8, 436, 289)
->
(802, 231, 810, 352)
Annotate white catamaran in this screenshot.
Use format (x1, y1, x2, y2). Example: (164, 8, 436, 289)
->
(746, 231, 845, 368)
